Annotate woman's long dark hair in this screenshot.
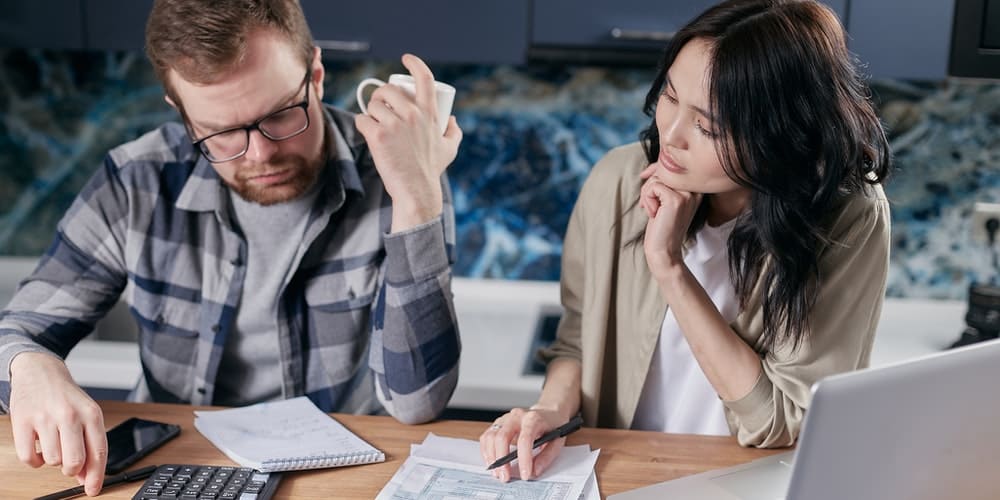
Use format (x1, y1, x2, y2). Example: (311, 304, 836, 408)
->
(637, 0, 890, 353)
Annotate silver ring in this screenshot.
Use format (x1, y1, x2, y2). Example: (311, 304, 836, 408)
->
(490, 423, 502, 431)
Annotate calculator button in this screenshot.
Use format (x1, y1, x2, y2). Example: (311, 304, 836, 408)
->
(132, 465, 279, 500)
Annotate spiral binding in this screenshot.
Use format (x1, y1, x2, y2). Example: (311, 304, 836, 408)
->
(258, 450, 386, 472)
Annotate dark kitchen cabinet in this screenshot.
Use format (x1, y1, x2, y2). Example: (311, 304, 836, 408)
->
(530, 0, 849, 51)
(6, 0, 529, 65)
(0, 0, 962, 80)
(0, 0, 85, 49)
(300, 0, 529, 64)
(84, 0, 153, 50)
(847, 0, 957, 80)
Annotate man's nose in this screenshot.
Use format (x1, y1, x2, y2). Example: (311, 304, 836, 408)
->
(244, 129, 279, 163)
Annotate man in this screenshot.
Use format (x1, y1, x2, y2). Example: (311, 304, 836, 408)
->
(0, 0, 462, 495)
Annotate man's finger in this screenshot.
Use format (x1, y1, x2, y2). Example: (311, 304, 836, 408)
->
(81, 418, 108, 497)
(373, 85, 417, 123)
(37, 422, 62, 466)
(443, 116, 462, 142)
(12, 421, 43, 467)
(401, 53, 436, 111)
(354, 113, 379, 137)
(58, 420, 86, 477)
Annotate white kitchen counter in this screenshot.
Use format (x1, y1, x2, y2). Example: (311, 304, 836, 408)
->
(62, 278, 968, 411)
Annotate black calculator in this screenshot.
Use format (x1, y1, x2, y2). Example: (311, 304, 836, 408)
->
(131, 464, 282, 500)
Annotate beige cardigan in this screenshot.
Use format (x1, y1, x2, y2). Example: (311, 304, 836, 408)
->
(539, 142, 891, 448)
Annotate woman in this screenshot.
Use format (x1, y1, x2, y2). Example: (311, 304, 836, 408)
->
(480, 0, 891, 482)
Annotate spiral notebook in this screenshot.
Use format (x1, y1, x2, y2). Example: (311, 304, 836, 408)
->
(193, 396, 385, 472)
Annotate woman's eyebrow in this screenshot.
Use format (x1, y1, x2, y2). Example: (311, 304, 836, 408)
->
(665, 72, 717, 124)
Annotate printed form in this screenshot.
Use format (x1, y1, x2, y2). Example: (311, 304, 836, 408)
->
(377, 433, 600, 500)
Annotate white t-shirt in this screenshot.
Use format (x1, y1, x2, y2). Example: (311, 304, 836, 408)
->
(631, 218, 740, 436)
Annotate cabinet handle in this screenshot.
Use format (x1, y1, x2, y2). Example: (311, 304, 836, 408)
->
(609, 28, 675, 42)
(314, 40, 371, 53)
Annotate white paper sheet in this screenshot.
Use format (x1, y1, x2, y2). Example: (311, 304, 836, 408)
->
(376, 433, 600, 500)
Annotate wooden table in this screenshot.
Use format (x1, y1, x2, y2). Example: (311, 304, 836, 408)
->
(1, 401, 784, 499)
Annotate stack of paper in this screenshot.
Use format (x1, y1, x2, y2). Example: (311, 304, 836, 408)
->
(378, 433, 600, 500)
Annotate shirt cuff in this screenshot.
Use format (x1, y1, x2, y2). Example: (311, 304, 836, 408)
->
(1, 342, 58, 412)
(721, 368, 775, 431)
(383, 217, 450, 284)
(3, 343, 55, 379)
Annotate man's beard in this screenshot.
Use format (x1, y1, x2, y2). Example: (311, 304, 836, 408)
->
(226, 154, 323, 206)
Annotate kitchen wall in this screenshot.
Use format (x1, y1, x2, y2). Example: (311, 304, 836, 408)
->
(1, 48, 998, 299)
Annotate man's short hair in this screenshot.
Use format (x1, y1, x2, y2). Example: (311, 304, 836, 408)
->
(145, 0, 315, 101)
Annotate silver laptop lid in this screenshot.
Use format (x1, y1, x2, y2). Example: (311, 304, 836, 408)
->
(787, 338, 1000, 500)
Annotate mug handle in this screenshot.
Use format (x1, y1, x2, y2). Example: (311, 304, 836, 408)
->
(356, 77, 386, 114)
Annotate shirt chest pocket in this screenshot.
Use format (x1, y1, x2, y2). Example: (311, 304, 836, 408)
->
(303, 260, 380, 345)
(304, 260, 380, 311)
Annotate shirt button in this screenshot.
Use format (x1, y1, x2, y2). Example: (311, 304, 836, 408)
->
(212, 324, 221, 333)
(197, 387, 206, 395)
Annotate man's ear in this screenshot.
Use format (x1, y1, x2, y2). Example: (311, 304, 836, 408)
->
(311, 46, 325, 101)
(164, 95, 177, 109)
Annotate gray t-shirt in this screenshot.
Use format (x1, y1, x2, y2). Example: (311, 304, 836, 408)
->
(214, 184, 321, 406)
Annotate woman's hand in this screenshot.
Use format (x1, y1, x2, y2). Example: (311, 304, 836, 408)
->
(478, 407, 568, 482)
(639, 164, 702, 281)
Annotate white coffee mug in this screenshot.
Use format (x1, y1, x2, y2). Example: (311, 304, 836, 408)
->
(356, 74, 456, 135)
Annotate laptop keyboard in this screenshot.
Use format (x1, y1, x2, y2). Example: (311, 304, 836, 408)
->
(131, 464, 282, 500)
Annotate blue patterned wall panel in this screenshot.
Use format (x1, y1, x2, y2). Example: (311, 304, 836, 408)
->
(1, 50, 998, 298)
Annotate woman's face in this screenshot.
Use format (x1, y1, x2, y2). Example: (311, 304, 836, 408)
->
(653, 38, 749, 216)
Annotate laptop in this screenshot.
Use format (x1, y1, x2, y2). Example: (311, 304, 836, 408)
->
(609, 338, 1000, 500)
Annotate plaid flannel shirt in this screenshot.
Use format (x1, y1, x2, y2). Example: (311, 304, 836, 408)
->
(0, 106, 460, 424)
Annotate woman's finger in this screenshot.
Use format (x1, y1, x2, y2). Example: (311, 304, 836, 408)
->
(640, 163, 657, 179)
(491, 424, 517, 482)
(480, 417, 504, 465)
(514, 412, 551, 480)
(531, 439, 566, 478)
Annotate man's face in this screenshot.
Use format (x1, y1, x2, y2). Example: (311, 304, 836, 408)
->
(169, 29, 326, 205)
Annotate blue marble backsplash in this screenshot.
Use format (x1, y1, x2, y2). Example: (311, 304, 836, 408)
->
(1, 49, 999, 299)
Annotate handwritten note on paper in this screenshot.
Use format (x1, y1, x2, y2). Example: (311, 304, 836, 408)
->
(194, 396, 385, 472)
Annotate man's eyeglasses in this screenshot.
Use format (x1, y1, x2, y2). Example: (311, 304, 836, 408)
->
(191, 69, 312, 163)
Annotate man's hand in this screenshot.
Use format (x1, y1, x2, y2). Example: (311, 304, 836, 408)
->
(354, 53, 463, 232)
(9, 352, 108, 496)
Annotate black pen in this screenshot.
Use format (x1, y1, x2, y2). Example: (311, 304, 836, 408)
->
(33, 464, 159, 500)
(487, 414, 584, 470)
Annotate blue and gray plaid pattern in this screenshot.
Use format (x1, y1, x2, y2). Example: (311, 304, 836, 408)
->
(0, 106, 460, 424)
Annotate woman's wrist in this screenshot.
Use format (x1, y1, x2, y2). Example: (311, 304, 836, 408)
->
(651, 257, 688, 289)
(529, 401, 576, 421)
